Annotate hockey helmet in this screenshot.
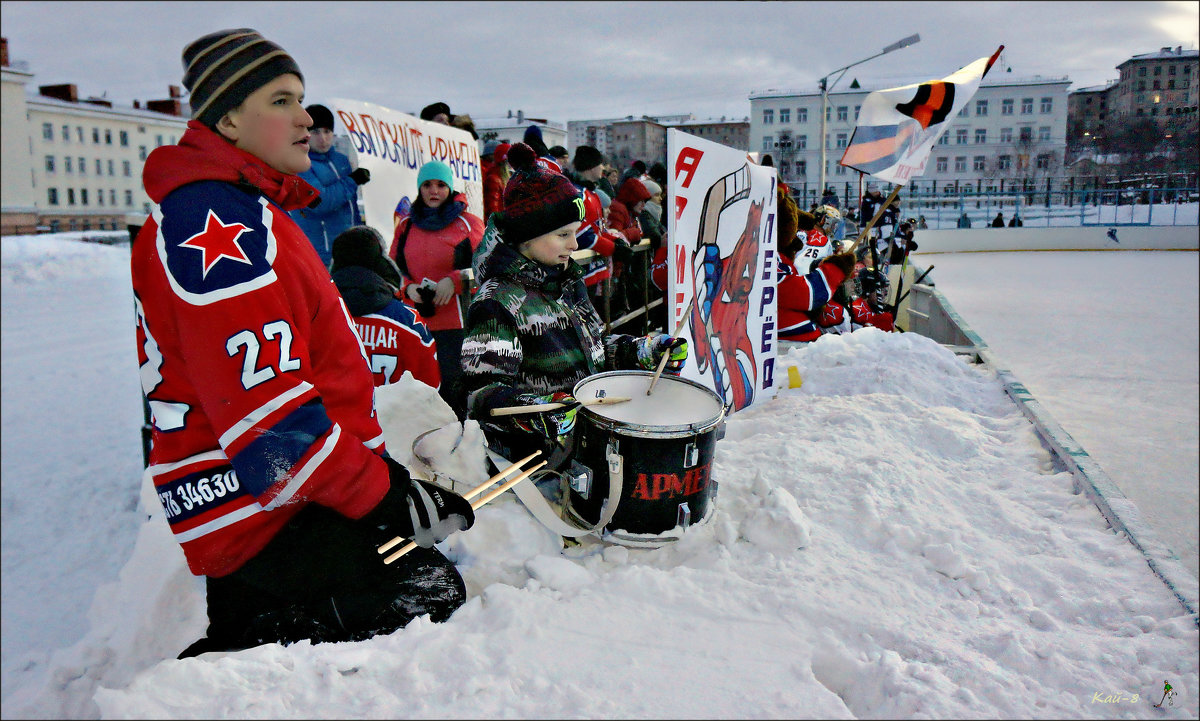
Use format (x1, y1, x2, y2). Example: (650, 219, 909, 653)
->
(813, 204, 842, 235)
(855, 267, 889, 308)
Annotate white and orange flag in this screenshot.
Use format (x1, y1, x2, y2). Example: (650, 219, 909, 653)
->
(840, 45, 1003, 185)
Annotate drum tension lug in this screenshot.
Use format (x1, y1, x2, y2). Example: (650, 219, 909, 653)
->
(606, 438, 622, 478)
(677, 503, 692, 529)
(683, 442, 700, 468)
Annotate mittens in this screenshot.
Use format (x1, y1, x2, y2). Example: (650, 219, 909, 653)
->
(364, 457, 475, 549)
(350, 167, 371, 185)
(612, 237, 635, 265)
(637, 334, 688, 374)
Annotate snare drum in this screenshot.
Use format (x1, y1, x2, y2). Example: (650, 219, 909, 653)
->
(567, 370, 726, 546)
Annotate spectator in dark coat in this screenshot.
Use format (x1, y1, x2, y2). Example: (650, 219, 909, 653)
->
(991, 212, 1005, 228)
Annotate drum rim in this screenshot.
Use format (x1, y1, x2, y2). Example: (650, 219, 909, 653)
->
(573, 370, 726, 435)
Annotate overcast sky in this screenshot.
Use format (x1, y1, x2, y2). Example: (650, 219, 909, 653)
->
(3, 1, 1198, 123)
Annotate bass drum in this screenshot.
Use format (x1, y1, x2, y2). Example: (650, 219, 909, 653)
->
(567, 370, 726, 547)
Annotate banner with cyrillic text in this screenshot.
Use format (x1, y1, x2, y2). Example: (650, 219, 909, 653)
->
(667, 129, 778, 413)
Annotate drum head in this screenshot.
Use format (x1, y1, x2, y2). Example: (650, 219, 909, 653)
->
(574, 371, 723, 432)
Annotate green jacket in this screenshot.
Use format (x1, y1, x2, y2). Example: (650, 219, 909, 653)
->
(461, 222, 643, 415)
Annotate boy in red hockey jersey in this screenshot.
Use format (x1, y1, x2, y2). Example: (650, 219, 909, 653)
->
(131, 28, 473, 656)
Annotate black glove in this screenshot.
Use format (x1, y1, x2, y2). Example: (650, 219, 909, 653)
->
(414, 285, 437, 318)
(364, 457, 475, 548)
(349, 167, 371, 185)
(612, 237, 635, 265)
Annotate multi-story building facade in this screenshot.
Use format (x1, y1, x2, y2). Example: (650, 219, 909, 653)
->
(749, 75, 1070, 204)
(662, 116, 750, 152)
(1113, 46, 1198, 123)
(567, 114, 692, 160)
(473, 109, 567, 150)
(2, 37, 188, 234)
(607, 117, 668, 172)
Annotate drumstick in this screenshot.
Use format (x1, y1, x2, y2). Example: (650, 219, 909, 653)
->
(489, 396, 631, 417)
(376, 450, 542, 555)
(647, 296, 697, 396)
(382, 460, 549, 565)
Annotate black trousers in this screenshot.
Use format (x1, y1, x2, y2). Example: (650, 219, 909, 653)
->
(433, 328, 466, 421)
(178, 503, 465, 658)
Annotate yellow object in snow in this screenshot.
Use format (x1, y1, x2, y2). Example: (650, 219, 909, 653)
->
(787, 366, 803, 389)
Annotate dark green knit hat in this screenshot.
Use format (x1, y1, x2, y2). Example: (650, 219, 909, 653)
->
(182, 28, 304, 128)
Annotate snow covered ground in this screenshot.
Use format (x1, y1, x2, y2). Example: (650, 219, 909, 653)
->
(1, 232, 1197, 719)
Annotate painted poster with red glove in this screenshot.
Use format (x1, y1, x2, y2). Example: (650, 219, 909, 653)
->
(666, 129, 778, 413)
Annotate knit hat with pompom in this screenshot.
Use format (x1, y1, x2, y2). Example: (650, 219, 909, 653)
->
(496, 142, 584, 245)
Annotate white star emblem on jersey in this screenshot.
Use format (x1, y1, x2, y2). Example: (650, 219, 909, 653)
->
(179, 210, 254, 278)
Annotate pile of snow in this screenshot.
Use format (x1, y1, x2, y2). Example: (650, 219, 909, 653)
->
(2, 234, 1196, 719)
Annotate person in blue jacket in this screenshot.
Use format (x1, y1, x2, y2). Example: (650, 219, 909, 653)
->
(288, 104, 370, 268)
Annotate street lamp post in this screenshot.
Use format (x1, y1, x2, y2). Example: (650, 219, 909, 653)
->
(819, 33, 921, 198)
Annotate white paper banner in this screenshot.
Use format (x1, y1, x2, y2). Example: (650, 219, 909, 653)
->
(666, 129, 778, 413)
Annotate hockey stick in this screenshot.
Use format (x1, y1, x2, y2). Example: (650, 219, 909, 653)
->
(893, 264, 935, 308)
(376, 450, 542, 556)
(381, 459, 549, 564)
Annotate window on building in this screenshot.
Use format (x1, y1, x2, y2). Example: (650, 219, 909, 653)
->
(998, 155, 1011, 170)
(854, 105, 860, 120)
(155, 134, 164, 147)
(973, 156, 986, 171)
(1169, 65, 1176, 75)
(94, 158, 101, 174)
(1153, 79, 1161, 90)
(1040, 97, 1052, 113)
(837, 106, 848, 122)
(1000, 127, 1013, 143)
(762, 135, 773, 151)
(1169, 79, 1175, 89)
(797, 108, 807, 123)
(975, 99, 988, 116)
(1138, 67, 1146, 76)
(1154, 65, 1162, 76)
(954, 156, 966, 172)
(797, 160, 807, 176)
(825, 105, 831, 122)
(1002, 98, 1014, 115)
(104, 129, 112, 145)
(938, 133, 949, 145)
(67, 188, 76, 205)
(138, 145, 148, 161)
(107, 159, 115, 176)
(957, 105, 969, 118)
(61, 124, 70, 142)
(955, 128, 968, 144)
(97, 189, 104, 207)
(836, 133, 847, 148)
(65, 156, 73, 173)
(780, 160, 790, 175)
(47, 188, 59, 205)
(1038, 126, 1051, 142)
(835, 163, 847, 175)
(122, 160, 131, 177)
(119, 130, 129, 146)
(779, 108, 790, 123)
(936, 157, 948, 172)
(1021, 98, 1033, 114)
(109, 189, 116, 206)
(143, 202, 152, 215)
(1019, 127, 1033, 142)
(92, 128, 100, 143)
(42, 123, 54, 140)
(1136, 108, 1144, 116)
(797, 134, 807, 149)
(1036, 153, 1052, 170)
(762, 109, 774, 124)
(975, 129, 987, 144)
(45, 155, 56, 172)
(1138, 80, 1146, 91)
(125, 190, 134, 207)
(81, 189, 88, 206)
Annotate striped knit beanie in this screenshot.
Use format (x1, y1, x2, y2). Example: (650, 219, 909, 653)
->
(182, 29, 304, 128)
(497, 143, 584, 245)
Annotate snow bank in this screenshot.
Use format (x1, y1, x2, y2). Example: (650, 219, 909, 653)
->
(12, 330, 1197, 719)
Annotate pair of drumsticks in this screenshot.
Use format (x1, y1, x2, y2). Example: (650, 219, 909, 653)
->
(377, 450, 548, 564)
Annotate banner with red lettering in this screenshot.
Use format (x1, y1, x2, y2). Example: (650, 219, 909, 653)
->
(328, 97, 483, 240)
(667, 129, 778, 413)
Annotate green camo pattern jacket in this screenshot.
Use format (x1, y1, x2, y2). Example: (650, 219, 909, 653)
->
(462, 222, 643, 415)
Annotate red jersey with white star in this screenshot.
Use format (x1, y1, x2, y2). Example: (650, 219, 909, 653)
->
(132, 122, 392, 578)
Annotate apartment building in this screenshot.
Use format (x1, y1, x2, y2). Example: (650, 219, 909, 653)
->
(567, 114, 691, 160)
(662, 116, 750, 152)
(1112, 46, 1198, 123)
(473, 109, 567, 149)
(2, 38, 188, 234)
(749, 75, 1070, 197)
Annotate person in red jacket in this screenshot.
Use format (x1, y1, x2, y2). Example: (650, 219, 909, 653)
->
(390, 160, 485, 419)
(329, 226, 441, 388)
(482, 142, 510, 222)
(132, 28, 475, 657)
